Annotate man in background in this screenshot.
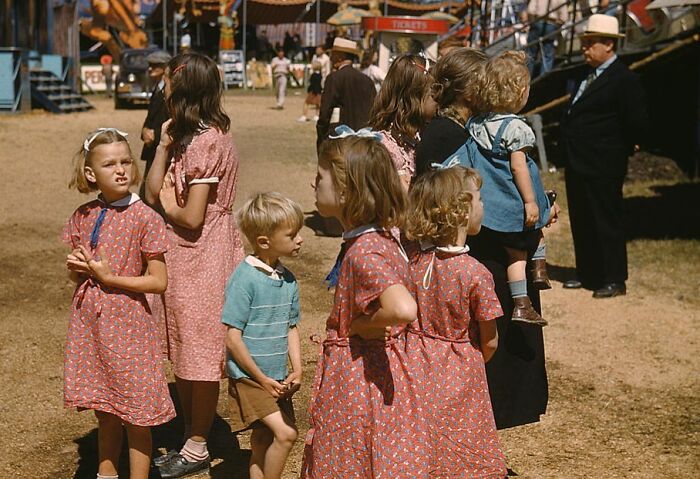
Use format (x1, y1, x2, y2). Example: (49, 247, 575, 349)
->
(271, 48, 291, 110)
(560, 15, 649, 298)
(140, 50, 171, 179)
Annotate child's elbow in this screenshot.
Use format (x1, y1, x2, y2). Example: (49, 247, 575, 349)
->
(153, 276, 168, 294)
(390, 301, 417, 325)
(181, 215, 204, 230)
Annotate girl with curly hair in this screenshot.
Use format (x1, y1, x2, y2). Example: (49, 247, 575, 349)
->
(405, 166, 507, 478)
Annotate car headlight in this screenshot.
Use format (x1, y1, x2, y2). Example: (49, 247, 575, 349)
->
(128, 73, 136, 82)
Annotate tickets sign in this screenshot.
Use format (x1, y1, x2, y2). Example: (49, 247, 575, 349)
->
(362, 16, 450, 35)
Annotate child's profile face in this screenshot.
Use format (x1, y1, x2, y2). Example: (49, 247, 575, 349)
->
(313, 162, 342, 219)
(467, 185, 483, 235)
(84, 142, 134, 202)
(266, 225, 303, 259)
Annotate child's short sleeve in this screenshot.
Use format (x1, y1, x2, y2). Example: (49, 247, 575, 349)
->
(469, 262, 503, 322)
(140, 207, 168, 257)
(62, 209, 82, 249)
(221, 278, 252, 330)
(352, 251, 404, 316)
(184, 130, 226, 186)
(503, 118, 536, 153)
(289, 280, 301, 327)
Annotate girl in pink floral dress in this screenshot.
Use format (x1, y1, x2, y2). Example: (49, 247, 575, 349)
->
(405, 166, 507, 478)
(64, 128, 175, 479)
(368, 54, 437, 191)
(302, 134, 428, 478)
(145, 52, 245, 478)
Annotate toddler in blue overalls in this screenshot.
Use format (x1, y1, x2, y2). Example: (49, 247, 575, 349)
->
(466, 50, 553, 326)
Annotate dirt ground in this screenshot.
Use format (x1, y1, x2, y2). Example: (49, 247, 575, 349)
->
(0, 92, 697, 479)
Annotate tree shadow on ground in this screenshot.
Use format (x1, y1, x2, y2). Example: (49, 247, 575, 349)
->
(304, 211, 342, 237)
(72, 383, 249, 478)
(624, 183, 700, 240)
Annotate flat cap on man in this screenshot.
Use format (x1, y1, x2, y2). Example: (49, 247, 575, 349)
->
(146, 50, 172, 65)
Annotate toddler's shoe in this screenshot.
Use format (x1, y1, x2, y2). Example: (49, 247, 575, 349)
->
(531, 258, 552, 290)
(511, 296, 548, 326)
(153, 449, 179, 467)
(297, 115, 308, 122)
(158, 453, 210, 478)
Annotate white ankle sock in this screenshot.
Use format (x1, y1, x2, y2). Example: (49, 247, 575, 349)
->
(180, 438, 208, 462)
(96, 474, 118, 479)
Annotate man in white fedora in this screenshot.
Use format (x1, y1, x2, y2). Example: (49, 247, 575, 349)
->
(316, 37, 376, 148)
(560, 14, 649, 298)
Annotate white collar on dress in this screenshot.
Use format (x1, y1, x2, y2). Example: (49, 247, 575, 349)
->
(98, 192, 140, 207)
(342, 223, 382, 240)
(246, 255, 285, 280)
(419, 240, 470, 256)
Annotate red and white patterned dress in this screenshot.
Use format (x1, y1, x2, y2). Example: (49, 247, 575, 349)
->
(62, 194, 176, 426)
(406, 245, 507, 478)
(163, 127, 245, 381)
(302, 229, 429, 479)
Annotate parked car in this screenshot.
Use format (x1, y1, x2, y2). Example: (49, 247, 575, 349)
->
(114, 48, 158, 109)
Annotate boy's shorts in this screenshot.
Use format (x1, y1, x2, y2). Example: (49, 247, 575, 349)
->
(228, 377, 296, 432)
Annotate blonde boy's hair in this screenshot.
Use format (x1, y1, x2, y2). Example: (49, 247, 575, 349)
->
(318, 137, 407, 230)
(238, 192, 304, 246)
(481, 50, 530, 113)
(406, 166, 482, 246)
(69, 129, 140, 193)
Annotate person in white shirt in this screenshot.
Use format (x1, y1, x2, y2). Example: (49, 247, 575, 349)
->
(312, 46, 331, 87)
(360, 50, 386, 92)
(271, 49, 291, 109)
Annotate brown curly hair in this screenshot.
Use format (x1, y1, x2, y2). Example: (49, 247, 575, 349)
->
(368, 54, 431, 141)
(429, 48, 487, 118)
(318, 137, 407, 230)
(481, 50, 530, 113)
(406, 166, 482, 246)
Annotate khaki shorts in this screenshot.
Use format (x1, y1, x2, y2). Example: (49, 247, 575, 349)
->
(228, 377, 296, 433)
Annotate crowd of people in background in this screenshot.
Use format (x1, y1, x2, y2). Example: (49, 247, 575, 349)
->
(61, 10, 647, 479)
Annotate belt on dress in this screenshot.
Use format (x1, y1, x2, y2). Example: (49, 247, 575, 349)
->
(406, 326, 472, 343)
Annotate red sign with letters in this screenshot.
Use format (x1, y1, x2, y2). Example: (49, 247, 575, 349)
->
(362, 16, 450, 34)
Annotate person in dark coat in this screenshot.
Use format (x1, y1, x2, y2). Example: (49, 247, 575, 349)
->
(140, 50, 171, 177)
(316, 37, 376, 148)
(417, 47, 551, 430)
(560, 14, 649, 298)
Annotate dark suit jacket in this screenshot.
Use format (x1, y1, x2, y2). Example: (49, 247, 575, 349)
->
(316, 64, 376, 147)
(560, 58, 649, 178)
(141, 85, 169, 167)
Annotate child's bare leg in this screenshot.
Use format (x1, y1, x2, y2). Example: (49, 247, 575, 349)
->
(249, 427, 274, 479)
(95, 411, 123, 477)
(125, 423, 151, 479)
(302, 102, 310, 119)
(174, 375, 193, 432)
(258, 411, 298, 479)
(190, 380, 219, 441)
(505, 247, 527, 283)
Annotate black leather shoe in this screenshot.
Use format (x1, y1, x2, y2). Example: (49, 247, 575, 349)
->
(158, 453, 210, 478)
(563, 279, 582, 289)
(592, 282, 626, 298)
(153, 449, 179, 467)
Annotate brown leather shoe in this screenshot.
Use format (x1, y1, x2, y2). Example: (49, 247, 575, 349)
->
(530, 259, 552, 290)
(511, 296, 548, 326)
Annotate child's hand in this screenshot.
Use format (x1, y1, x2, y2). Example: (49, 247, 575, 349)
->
(159, 119, 173, 148)
(141, 127, 155, 145)
(524, 201, 539, 227)
(280, 371, 302, 399)
(350, 316, 392, 340)
(66, 248, 90, 274)
(260, 376, 286, 399)
(79, 246, 114, 286)
(159, 174, 177, 214)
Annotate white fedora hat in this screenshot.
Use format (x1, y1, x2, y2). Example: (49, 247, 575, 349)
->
(331, 37, 361, 56)
(580, 14, 625, 38)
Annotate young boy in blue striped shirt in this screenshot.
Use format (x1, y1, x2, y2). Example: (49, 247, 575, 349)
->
(222, 192, 304, 479)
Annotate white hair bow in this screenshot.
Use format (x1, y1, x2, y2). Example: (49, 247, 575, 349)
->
(84, 128, 129, 151)
(430, 155, 462, 170)
(329, 125, 382, 142)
